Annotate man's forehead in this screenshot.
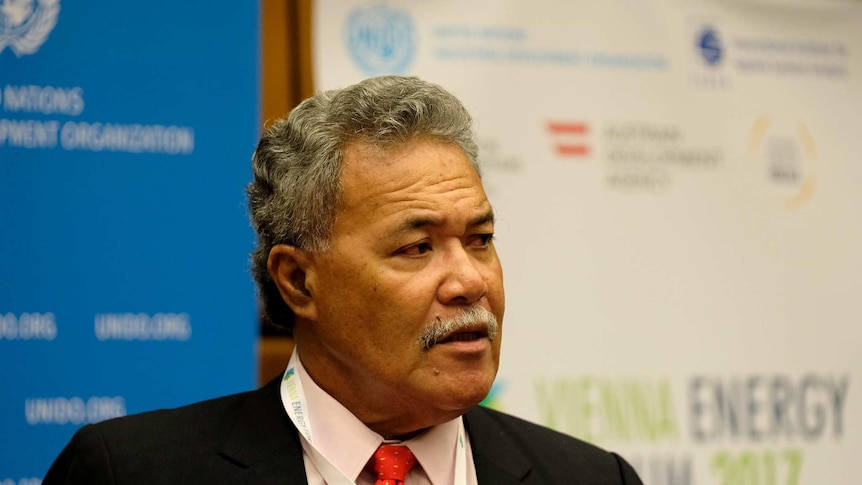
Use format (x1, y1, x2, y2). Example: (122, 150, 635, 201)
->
(386, 206, 496, 236)
(334, 140, 493, 237)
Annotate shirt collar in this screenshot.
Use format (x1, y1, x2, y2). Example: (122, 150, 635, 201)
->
(294, 348, 463, 484)
(403, 417, 462, 485)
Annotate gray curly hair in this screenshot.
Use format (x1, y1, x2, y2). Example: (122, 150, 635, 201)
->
(247, 76, 480, 333)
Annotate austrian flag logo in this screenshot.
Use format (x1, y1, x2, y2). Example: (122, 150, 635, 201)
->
(547, 120, 592, 158)
(0, 0, 60, 57)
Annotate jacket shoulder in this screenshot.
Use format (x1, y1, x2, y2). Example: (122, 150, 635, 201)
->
(465, 406, 642, 484)
(78, 387, 254, 449)
(43, 385, 277, 484)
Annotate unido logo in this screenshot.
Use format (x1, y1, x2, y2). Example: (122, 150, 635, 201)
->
(345, 3, 416, 76)
(0, 0, 60, 57)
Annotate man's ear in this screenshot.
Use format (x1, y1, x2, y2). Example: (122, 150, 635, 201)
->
(267, 244, 318, 321)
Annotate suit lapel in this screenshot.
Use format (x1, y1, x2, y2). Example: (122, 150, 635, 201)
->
(212, 381, 532, 484)
(464, 407, 531, 484)
(217, 377, 309, 484)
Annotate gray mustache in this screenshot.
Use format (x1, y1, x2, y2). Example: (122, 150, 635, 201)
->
(419, 306, 498, 351)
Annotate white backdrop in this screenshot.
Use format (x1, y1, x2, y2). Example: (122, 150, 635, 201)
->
(313, 1, 861, 483)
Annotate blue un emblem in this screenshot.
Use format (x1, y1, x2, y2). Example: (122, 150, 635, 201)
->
(0, 0, 61, 57)
(345, 3, 416, 76)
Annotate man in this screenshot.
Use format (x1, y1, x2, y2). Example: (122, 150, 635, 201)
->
(45, 76, 642, 484)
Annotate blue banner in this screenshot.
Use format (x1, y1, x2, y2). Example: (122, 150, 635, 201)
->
(0, 1, 260, 480)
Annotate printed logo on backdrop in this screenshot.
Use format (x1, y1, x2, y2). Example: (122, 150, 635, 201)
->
(545, 119, 723, 193)
(0, 0, 60, 57)
(696, 27, 723, 66)
(547, 121, 592, 159)
(687, 15, 851, 88)
(345, 3, 416, 76)
(688, 20, 732, 90)
(749, 116, 818, 210)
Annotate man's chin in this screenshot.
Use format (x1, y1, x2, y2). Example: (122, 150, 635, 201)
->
(430, 376, 495, 412)
(413, 354, 499, 410)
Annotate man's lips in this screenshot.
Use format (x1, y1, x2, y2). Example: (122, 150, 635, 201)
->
(435, 328, 489, 345)
(419, 307, 499, 351)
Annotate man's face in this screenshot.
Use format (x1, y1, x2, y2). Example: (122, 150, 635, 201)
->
(298, 139, 504, 436)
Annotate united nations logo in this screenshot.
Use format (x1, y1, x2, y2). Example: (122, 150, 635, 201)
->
(345, 3, 416, 76)
(0, 0, 60, 57)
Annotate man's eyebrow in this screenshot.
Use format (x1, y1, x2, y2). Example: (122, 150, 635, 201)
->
(470, 209, 496, 228)
(388, 215, 444, 240)
(387, 208, 495, 239)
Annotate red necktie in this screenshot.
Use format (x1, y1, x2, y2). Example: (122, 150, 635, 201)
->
(373, 443, 417, 485)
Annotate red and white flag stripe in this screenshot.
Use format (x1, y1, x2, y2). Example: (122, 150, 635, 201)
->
(547, 121, 591, 157)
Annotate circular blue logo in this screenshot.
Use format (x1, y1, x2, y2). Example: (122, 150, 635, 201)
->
(697, 27, 723, 66)
(345, 4, 416, 76)
(0, 0, 61, 57)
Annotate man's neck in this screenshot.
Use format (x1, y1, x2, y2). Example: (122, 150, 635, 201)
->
(291, 328, 463, 438)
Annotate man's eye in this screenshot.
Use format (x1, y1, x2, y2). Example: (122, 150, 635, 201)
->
(398, 242, 432, 256)
(472, 234, 495, 247)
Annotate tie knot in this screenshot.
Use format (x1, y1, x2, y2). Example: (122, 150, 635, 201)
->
(373, 443, 417, 485)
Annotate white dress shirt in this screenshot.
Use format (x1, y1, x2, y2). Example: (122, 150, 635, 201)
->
(286, 350, 479, 485)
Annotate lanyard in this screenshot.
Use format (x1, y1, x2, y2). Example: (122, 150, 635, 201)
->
(279, 351, 469, 485)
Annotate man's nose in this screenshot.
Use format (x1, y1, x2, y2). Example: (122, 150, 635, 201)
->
(437, 244, 488, 305)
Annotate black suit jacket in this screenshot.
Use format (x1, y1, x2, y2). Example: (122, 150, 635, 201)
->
(44, 377, 642, 484)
